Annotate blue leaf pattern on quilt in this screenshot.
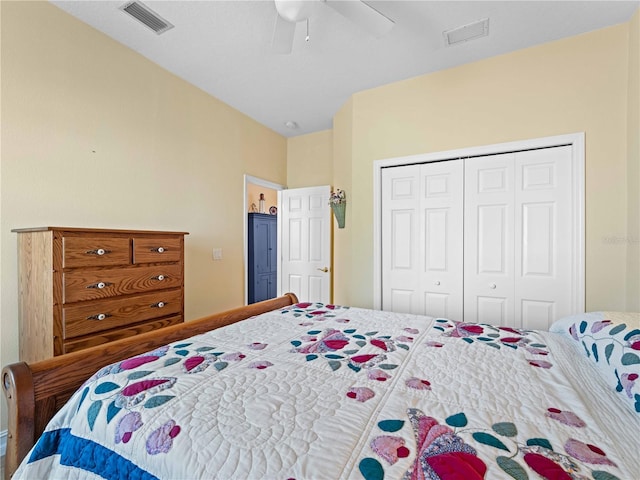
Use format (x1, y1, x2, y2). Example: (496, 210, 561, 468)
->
(29, 429, 158, 480)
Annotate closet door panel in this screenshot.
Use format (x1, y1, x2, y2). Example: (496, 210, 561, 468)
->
(382, 165, 421, 314)
(464, 153, 515, 325)
(419, 160, 464, 321)
(514, 146, 573, 329)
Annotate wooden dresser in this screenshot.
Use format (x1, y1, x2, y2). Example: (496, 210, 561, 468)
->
(13, 227, 188, 363)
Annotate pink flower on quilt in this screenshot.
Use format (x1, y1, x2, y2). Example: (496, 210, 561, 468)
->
(368, 369, 391, 382)
(545, 408, 586, 428)
(528, 360, 553, 369)
(591, 320, 613, 333)
(115, 377, 177, 408)
(395, 335, 414, 343)
(405, 377, 431, 390)
(296, 329, 350, 353)
(621, 373, 639, 398)
(405, 408, 486, 480)
(370, 435, 410, 465)
(524, 346, 549, 356)
(119, 347, 167, 370)
(335, 318, 350, 323)
(346, 387, 375, 402)
(115, 412, 143, 444)
(524, 453, 572, 480)
(404, 328, 419, 334)
(183, 354, 217, 373)
(248, 342, 267, 350)
(146, 420, 181, 455)
(564, 438, 617, 466)
(424, 341, 444, 348)
(296, 302, 312, 308)
(221, 352, 246, 362)
(626, 333, 640, 350)
(568, 324, 579, 341)
(248, 361, 273, 369)
(447, 321, 484, 338)
(349, 354, 386, 369)
(499, 326, 523, 335)
(370, 338, 396, 352)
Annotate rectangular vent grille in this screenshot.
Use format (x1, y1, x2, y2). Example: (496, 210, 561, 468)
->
(120, 1, 174, 34)
(444, 18, 489, 46)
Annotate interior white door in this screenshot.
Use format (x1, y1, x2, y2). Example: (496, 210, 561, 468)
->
(278, 185, 332, 303)
(464, 153, 516, 325)
(514, 146, 573, 329)
(381, 161, 464, 318)
(381, 164, 421, 314)
(464, 146, 574, 328)
(420, 160, 464, 320)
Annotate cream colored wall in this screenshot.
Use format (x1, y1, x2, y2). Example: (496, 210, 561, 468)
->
(0, 1, 286, 431)
(331, 99, 354, 306)
(627, 9, 640, 311)
(331, 23, 632, 311)
(286, 129, 333, 188)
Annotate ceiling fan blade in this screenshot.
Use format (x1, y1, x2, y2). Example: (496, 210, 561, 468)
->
(324, 0, 394, 37)
(272, 14, 296, 54)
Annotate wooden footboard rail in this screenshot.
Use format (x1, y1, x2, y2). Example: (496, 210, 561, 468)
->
(2, 293, 298, 480)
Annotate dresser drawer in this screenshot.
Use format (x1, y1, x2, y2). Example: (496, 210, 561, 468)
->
(133, 237, 182, 264)
(63, 315, 183, 354)
(63, 289, 183, 339)
(63, 236, 130, 268)
(63, 264, 183, 303)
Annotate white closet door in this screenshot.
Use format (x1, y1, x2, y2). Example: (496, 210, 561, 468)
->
(381, 161, 464, 318)
(381, 165, 421, 314)
(464, 153, 516, 325)
(514, 146, 573, 329)
(419, 160, 464, 320)
(464, 146, 574, 328)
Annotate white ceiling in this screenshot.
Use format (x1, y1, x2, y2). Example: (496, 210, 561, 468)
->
(50, 0, 639, 137)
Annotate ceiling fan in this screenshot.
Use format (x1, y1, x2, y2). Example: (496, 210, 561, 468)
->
(272, 0, 395, 54)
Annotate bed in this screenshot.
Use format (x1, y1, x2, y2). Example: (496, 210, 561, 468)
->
(2, 294, 639, 479)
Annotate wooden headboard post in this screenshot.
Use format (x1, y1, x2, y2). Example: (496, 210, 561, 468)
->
(2, 362, 35, 480)
(2, 293, 299, 480)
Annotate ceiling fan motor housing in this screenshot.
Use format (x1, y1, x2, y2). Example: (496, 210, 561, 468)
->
(274, 0, 318, 23)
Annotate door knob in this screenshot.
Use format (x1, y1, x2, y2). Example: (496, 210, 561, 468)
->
(317, 267, 329, 273)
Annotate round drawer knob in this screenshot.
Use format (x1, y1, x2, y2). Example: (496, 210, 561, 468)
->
(97, 313, 107, 321)
(156, 302, 165, 308)
(157, 275, 165, 281)
(157, 247, 165, 253)
(489, 283, 497, 289)
(97, 282, 106, 289)
(96, 248, 106, 256)
(435, 281, 441, 286)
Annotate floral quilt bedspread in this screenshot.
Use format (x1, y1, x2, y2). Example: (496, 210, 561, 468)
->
(14, 303, 640, 480)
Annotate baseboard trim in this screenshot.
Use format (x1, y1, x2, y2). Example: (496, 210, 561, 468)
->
(1, 428, 6, 457)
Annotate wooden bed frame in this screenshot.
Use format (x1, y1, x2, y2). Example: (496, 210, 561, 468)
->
(1, 293, 298, 480)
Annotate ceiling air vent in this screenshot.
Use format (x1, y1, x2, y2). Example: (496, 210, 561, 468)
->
(120, 1, 174, 35)
(443, 18, 489, 46)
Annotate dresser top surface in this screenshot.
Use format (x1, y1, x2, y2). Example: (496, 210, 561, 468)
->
(12, 227, 189, 235)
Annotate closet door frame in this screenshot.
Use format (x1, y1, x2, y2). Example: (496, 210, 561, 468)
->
(373, 132, 585, 315)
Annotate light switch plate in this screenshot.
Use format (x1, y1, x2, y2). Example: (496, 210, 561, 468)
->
(213, 248, 223, 260)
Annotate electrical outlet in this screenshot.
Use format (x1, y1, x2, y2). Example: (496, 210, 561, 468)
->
(213, 248, 223, 261)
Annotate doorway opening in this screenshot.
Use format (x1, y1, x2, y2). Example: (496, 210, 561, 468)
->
(243, 175, 285, 305)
